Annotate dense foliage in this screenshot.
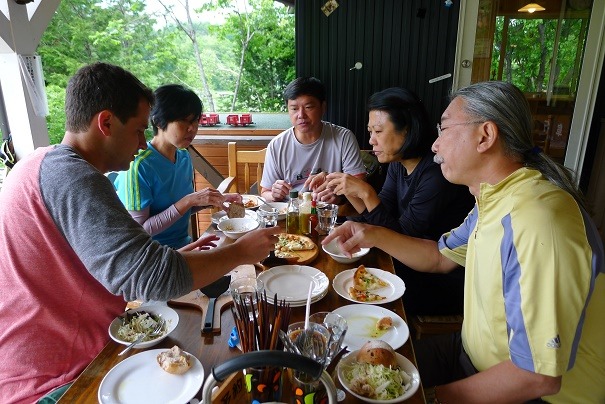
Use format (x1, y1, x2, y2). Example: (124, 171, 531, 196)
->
(37, 0, 294, 144)
(490, 16, 586, 95)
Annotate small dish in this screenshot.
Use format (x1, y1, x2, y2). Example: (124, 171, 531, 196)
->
(322, 237, 370, 264)
(241, 194, 261, 210)
(337, 350, 420, 403)
(109, 305, 179, 350)
(217, 217, 260, 239)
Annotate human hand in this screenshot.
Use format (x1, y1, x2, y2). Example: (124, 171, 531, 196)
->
(188, 188, 225, 209)
(233, 226, 282, 263)
(326, 172, 370, 199)
(314, 189, 340, 204)
(304, 172, 327, 192)
(223, 193, 243, 204)
(322, 221, 378, 257)
(270, 180, 292, 201)
(178, 234, 220, 252)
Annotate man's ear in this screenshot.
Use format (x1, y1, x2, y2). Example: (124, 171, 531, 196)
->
(477, 121, 498, 153)
(96, 110, 112, 137)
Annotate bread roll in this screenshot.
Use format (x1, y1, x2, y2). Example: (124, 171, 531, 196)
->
(227, 202, 246, 218)
(157, 345, 192, 375)
(356, 340, 399, 368)
(376, 316, 393, 330)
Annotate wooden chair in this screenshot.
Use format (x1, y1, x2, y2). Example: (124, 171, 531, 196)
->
(217, 142, 267, 194)
(410, 314, 463, 340)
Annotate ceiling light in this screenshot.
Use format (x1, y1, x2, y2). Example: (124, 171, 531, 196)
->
(518, 3, 546, 13)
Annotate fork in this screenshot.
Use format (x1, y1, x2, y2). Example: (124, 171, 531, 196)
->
(118, 319, 165, 356)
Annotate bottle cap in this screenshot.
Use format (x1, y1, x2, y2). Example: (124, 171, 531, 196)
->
(289, 190, 299, 198)
(303, 191, 312, 201)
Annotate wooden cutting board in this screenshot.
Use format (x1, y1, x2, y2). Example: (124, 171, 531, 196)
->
(276, 234, 319, 265)
(168, 264, 256, 333)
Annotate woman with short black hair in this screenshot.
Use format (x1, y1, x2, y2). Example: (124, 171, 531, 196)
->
(326, 87, 474, 316)
(115, 84, 240, 250)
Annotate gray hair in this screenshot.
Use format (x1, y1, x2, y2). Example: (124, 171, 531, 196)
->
(451, 81, 584, 208)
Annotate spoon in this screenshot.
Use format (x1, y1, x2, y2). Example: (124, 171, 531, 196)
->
(279, 329, 301, 355)
(295, 283, 314, 355)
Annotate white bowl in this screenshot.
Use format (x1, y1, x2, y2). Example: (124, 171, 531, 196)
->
(322, 237, 370, 264)
(265, 201, 288, 220)
(337, 349, 421, 403)
(217, 217, 260, 239)
(109, 305, 179, 350)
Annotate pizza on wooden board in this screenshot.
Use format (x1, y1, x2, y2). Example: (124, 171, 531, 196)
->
(274, 233, 315, 258)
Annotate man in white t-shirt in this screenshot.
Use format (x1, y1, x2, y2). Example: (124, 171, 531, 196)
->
(260, 77, 366, 202)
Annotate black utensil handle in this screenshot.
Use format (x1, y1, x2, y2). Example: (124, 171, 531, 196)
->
(202, 297, 217, 333)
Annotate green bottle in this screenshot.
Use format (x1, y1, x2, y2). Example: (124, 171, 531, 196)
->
(286, 190, 300, 234)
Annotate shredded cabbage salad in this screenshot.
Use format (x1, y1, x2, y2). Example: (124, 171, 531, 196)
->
(116, 312, 165, 342)
(343, 362, 412, 400)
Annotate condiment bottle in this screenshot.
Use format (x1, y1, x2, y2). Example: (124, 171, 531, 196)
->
(286, 190, 300, 234)
(308, 199, 319, 242)
(299, 192, 313, 235)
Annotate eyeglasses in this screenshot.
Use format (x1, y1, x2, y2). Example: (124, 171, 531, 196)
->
(436, 121, 484, 137)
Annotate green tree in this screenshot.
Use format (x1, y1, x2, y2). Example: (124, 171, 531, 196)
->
(211, 0, 294, 112)
(37, 0, 295, 144)
(39, 0, 184, 143)
(491, 16, 585, 95)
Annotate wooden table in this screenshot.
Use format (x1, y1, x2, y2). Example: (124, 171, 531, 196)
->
(60, 226, 425, 403)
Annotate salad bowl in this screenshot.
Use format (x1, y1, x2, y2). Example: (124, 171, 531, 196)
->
(108, 305, 179, 350)
(337, 349, 420, 403)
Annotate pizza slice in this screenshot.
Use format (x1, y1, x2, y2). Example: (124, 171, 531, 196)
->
(352, 265, 389, 291)
(348, 287, 386, 302)
(275, 234, 315, 252)
(274, 250, 295, 259)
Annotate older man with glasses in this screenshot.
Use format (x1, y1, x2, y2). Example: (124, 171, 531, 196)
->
(324, 81, 605, 403)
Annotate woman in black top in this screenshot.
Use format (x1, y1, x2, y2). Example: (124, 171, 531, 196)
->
(326, 87, 474, 316)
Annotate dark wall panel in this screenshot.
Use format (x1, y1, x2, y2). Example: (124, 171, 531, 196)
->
(296, 0, 460, 148)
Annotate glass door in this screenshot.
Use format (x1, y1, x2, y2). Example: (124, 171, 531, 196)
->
(454, 0, 605, 176)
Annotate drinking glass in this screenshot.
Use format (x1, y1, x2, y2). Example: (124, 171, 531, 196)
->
(308, 311, 348, 365)
(230, 277, 264, 320)
(317, 203, 338, 233)
(286, 321, 331, 403)
(288, 368, 327, 404)
(257, 205, 279, 228)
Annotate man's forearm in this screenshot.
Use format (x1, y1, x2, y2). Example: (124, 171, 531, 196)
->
(437, 360, 561, 404)
(370, 227, 452, 273)
(183, 243, 252, 289)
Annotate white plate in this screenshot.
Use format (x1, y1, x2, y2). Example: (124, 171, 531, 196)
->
(332, 304, 409, 351)
(332, 268, 405, 305)
(98, 349, 204, 404)
(257, 265, 329, 302)
(337, 350, 420, 403)
(212, 209, 257, 225)
(241, 194, 261, 210)
(286, 287, 329, 307)
(108, 305, 179, 349)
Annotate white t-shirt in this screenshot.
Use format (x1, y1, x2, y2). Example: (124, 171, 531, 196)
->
(261, 121, 366, 192)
